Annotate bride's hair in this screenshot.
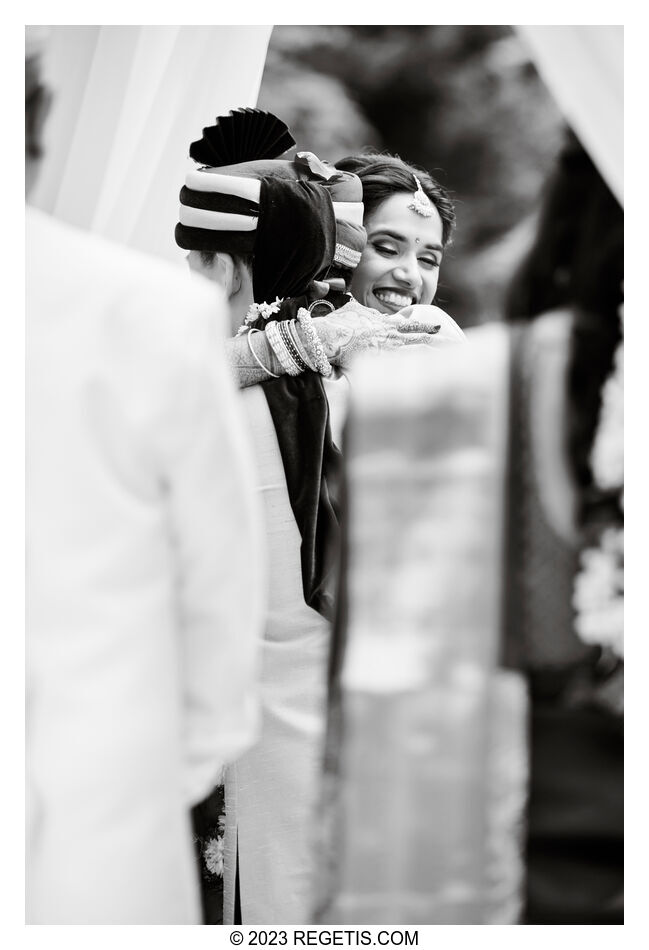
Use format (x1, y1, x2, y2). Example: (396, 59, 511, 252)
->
(334, 152, 455, 246)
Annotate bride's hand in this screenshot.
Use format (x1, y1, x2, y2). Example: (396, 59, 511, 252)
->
(397, 304, 466, 344)
(312, 302, 463, 368)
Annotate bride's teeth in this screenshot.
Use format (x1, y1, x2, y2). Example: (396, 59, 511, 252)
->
(375, 290, 412, 306)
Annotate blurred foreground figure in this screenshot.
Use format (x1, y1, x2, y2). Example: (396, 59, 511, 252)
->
(505, 133, 623, 924)
(317, 328, 524, 924)
(25, 29, 264, 923)
(318, 135, 622, 924)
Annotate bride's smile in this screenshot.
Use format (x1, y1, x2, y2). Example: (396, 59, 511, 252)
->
(350, 192, 444, 313)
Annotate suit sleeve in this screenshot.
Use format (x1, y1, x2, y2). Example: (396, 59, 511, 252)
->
(155, 280, 266, 806)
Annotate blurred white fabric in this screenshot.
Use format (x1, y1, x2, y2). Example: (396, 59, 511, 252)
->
(29, 26, 272, 261)
(26, 207, 265, 923)
(516, 26, 623, 205)
(323, 328, 528, 923)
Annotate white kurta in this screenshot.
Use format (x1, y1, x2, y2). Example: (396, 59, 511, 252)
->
(224, 373, 349, 924)
(26, 208, 264, 923)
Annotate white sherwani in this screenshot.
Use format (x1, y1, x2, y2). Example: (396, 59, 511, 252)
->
(26, 208, 264, 924)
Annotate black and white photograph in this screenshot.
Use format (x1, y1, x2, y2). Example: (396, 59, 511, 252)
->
(23, 14, 624, 936)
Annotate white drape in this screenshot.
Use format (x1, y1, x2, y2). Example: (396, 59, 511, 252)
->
(516, 25, 623, 206)
(30, 26, 273, 262)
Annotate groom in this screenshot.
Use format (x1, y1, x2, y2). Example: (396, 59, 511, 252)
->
(175, 113, 371, 924)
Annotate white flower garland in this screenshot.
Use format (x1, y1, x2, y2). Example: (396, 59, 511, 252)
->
(572, 301, 624, 658)
(573, 526, 624, 657)
(202, 813, 226, 878)
(236, 297, 284, 336)
(203, 835, 224, 877)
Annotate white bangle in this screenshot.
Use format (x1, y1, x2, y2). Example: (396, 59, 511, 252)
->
(247, 328, 279, 378)
(296, 307, 333, 377)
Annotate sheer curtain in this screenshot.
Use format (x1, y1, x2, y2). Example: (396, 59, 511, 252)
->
(516, 25, 623, 205)
(31, 26, 272, 262)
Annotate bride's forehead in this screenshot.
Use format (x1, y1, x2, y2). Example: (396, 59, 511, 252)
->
(368, 192, 443, 242)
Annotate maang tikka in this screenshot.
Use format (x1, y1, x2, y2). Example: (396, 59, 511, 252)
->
(408, 175, 434, 218)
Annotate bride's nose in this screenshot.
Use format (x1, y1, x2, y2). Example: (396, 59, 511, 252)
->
(393, 254, 421, 289)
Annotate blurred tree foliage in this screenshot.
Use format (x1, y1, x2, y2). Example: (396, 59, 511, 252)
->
(258, 25, 566, 326)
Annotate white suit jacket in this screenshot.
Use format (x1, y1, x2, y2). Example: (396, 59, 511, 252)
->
(26, 207, 264, 923)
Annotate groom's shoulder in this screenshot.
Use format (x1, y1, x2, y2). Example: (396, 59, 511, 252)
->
(27, 206, 223, 339)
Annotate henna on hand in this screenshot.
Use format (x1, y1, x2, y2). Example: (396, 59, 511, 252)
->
(311, 301, 455, 369)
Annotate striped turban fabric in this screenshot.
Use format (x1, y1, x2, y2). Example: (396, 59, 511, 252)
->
(175, 152, 367, 302)
(175, 167, 337, 303)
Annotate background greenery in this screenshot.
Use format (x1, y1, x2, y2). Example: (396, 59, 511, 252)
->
(258, 25, 567, 328)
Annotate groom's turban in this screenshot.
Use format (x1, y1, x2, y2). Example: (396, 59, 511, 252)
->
(175, 109, 366, 303)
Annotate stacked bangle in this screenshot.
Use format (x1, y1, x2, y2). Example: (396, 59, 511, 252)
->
(286, 320, 317, 372)
(266, 319, 302, 376)
(296, 308, 333, 377)
(278, 320, 310, 373)
(247, 328, 279, 377)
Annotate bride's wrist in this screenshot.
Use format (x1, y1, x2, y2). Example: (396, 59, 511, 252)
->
(257, 332, 284, 376)
(309, 318, 338, 362)
(291, 313, 333, 375)
(288, 321, 318, 371)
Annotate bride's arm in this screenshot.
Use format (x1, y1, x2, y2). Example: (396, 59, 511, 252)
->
(225, 333, 284, 387)
(226, 304, 451, 389)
